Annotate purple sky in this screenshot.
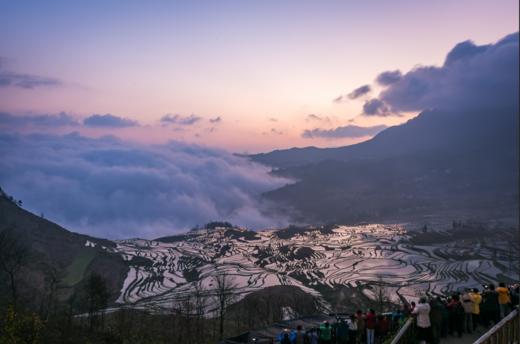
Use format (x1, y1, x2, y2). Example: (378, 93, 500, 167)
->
(1, 0, 518, 152)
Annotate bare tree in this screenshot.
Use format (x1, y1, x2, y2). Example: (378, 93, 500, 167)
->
(0, 228, 29, 310)
(193, 282, 207, 319)
(41, 265, 60, 320)
(83, 272, 109, 331)
(192, 282, 208, 344)
(373, 276, 391, 313)
(214, 273, 237, 340)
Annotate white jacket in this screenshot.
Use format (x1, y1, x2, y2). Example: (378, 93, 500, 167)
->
(412, 303, 431, 328)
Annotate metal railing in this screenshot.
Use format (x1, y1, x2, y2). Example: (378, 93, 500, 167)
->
(473, 308, 519, 344)
(388, 317, 416, 344)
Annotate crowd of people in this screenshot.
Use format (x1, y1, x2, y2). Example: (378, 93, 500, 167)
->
(273, 282, 519, 344)
(410, 282, 519, 344)
(276, 310, 406, 344)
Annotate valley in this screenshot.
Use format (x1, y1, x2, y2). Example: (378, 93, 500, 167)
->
(104, 222, 518, 315)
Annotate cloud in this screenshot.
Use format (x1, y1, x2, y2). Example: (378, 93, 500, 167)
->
(0, 112, 79, 127)
(0, 60, 62, 89)
(333, 95, 344, 103)
(376, 70, 402, 85)
(160, 114, 202, 126)
(270, 128, 284, 135)
(334, 85, 371, 103)
(83, 114, 139, 128)
(379, 32, 519, 113)
(0, 133, 289, 239)
(209, 116, 222, 124)
(362, 98, 391, 116)
(305, 114, 331, 123)
(302, 124, 387, 139)
(347, 84, 371, 99)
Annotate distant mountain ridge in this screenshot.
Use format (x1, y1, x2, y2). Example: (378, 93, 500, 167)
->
(251, 107, 518, 168)
(249, 106, 519, 224)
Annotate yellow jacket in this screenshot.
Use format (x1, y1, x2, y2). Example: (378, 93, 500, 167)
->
(469, 292, 482, 314)
(496, 287, 511, 305)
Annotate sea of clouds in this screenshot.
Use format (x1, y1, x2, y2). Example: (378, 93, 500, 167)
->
(0, 133, 291, 239)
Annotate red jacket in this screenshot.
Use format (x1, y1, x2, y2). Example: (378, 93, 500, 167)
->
(365, 312, 376, 329)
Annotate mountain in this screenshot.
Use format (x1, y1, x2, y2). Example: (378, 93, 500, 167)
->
(0, 188, 128, 305)
(250, 106, 519, 224)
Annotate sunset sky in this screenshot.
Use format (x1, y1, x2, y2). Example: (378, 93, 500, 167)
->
(1, 0, 518, 152)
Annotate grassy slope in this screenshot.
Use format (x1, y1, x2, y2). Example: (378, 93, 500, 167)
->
(0, 194, 129, 303)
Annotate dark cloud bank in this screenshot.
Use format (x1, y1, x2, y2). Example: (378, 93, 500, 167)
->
(0, 133, 290, 239)
(160, 114, 202, 126)
(0, 72, 62, 89)
(83, 114, 139, 128)
(0, 59, 62, 89)
(374, 32, 519, 114)
(0, 112, 79, 127)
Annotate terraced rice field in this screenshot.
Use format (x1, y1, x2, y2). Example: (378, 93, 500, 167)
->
(92, 223, 517, 314)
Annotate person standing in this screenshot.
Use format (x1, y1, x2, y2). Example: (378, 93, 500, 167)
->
(294, 325, 306, 344)
(481, 284, 500, 326)
(496, 282, 511, 319)
(439, 298, 450, 338)
(448, 295, 464, 338)
(336, 319, 349, 344)
(376, 315, 390, 343)
(280, 332, 292, 344)
(347, 315, 358, 344)
(365, 309, 376, 344)
(308, 328, 319, 344)
(355, 310, 365, 344)
(412, 297, 432, 344)
(461, 290, 474, 333)
(429, 298, 443, 344)
(319, 321, 332, 344)
(469, 288, 482, 330)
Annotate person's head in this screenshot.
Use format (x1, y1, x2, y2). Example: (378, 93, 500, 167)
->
(297, 325, 302, 331)
(419, 297, 427, 304)
(369, 309, 375, 314)
(489, 284, 496, 291)
(499, 282, 506, 288)
(452, 294, 460, 301)
(356, 310, 362, 315)
(473, 288, 479, 293)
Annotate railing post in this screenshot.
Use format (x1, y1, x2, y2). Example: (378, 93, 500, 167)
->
(473, 309, 519, 344)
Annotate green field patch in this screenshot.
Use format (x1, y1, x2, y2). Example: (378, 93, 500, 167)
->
(62, 248, 97, 287)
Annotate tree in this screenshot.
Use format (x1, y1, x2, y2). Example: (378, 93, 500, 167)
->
(83, 273, 110, 331)
(0, 228, 29, 310)
(214, 273, 237, 340)
(41, 265, 60, 320)
(372, 276, 391, 313)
